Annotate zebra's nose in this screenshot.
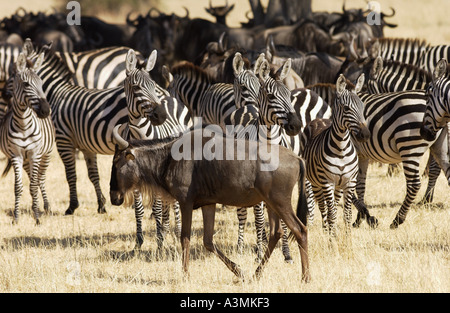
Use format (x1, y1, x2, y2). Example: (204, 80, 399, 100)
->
(149, 104, 167, 126)
(420, 123, 437, 141)
(285, 112, 302, 136)
(36, 98, 50, 118)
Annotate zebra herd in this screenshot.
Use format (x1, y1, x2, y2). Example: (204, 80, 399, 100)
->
(0, 28, 449, 281)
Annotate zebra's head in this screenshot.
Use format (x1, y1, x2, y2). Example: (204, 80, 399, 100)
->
(257, 57, 301, 136)
(124, 49, 167, 127)
(13, 51, 50, 119)
(335, 74, 370, 142)
(420, 59, 450, 141)
(232, 52, 261, 109)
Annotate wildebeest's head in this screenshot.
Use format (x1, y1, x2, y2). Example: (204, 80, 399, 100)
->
(110, 125, 139, 206)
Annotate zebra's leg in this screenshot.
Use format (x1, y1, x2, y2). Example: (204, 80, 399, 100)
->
(419, 156, 441, 204)
(27, 157, 41, 225)
(323, 186, 337, 237)
(57, 143, 79, 215)
(352, 157, 378, 228)
(236, 206, 248, 254)
(152, 196, 164, 250)
(254, 202, 267, 262)
(133, 190, 145, 249)
(390, 161, 422, 229)
(11, 157, 24, 224)
(161, 201, 170, 239)
(305, 179, 315, 224)
(280, 220, 293, 263)
(312, 185, 328, 231)
(38, 153, 51, 213)
(173, 201, 181, 239)
(82, 152, 106, 214)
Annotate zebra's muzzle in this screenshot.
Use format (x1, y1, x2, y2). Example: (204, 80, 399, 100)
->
(144, 103, 167, 126)
(284, 112, 302, 136)
(353, 123, 371, 142)
(35, 98, 51, 119)
(420, 123, 437, 141)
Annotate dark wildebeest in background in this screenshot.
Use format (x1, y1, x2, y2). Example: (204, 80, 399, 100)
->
(110, 125, 310, 282)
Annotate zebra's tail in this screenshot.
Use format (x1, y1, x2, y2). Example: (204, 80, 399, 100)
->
(288, 157, 308, 242)
(2, 159, 12, 177)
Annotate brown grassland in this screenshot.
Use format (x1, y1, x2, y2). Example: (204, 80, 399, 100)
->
(0, 0, 449, 293)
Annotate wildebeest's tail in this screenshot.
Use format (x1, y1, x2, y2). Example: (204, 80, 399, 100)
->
(296, 157, 308, 226)
(288, 157, 308, 242)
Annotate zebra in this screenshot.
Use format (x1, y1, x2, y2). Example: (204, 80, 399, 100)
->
(353, 90, 450, 228)
(123, 49, 192, 249)
(302, 74, 369, 236)
(0, 51, 55, 224)
(421, 58, 450, 185)
(367, 56, 449, 203)
(22, 40, 166, 217)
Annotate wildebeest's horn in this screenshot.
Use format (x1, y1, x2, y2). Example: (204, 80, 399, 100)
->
(218, 32, 226, 53)
(382, 7, 396, 18)
(183, 7, 190, 19)
(112, 125, 129, 150)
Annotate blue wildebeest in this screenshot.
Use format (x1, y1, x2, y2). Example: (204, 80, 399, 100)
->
(109, 125, 310, 282)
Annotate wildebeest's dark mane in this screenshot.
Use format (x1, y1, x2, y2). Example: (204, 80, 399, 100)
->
(129, 133, 182, 149)
(170, 61, 213, 83)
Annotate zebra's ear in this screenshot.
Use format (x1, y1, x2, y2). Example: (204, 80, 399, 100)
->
(371, 56, 383, 79)
(277, 58, 291, 81)
(433, 59, 448, 81)
(232, 52, 244, 76)
(336, 74, 347, 94)
(145, 50, 157, 72)
(253, 53, 265, 75)
(259, 59, 271, 81)
(16, 53, 27, 74)
(355, 73, 365, 93)
(22, 38, 33, 57)
(33, 52, 45, 72)
(126, 49, 137, 75)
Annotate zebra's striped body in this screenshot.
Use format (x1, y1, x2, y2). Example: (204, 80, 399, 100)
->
(0, 52, 55, 224)
(24, 41, 165, 216)
(303, 74, 368, 235)
(123, 49, 192, 249)
(353, 90, 450, 228)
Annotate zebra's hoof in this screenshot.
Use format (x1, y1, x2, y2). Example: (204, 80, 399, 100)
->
(390, 217, 403, 229)
(65, 208, 75, 215)
(368, 216, 379, 228)
(284, 258, 294, 264)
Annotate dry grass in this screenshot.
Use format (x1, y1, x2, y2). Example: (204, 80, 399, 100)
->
(0, 0, 449, 294)
(0, 151, 448, 293)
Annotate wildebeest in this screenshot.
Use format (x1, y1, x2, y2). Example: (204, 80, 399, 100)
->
(110, 125, 310, 282)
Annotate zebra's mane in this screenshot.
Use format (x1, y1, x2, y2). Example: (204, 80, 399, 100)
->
(375, 37, 429, 49)
(171, 61, 213, 84)
(377, 59, 432, 82)
(33, 45, 73, 82)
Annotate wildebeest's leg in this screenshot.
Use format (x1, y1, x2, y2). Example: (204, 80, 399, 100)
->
(11, 157, 24, 223)
(133, 190, 145, 249)
(390, 159, 422, 229)
(38, 153, 51, 213)
(83, 152, 106, 214)
(180, 202, 194, 276)
(57, 143, 79, 215)
(202, 205, 244, 279)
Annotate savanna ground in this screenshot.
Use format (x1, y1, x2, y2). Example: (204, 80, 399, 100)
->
(0, 0, 449, 294)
